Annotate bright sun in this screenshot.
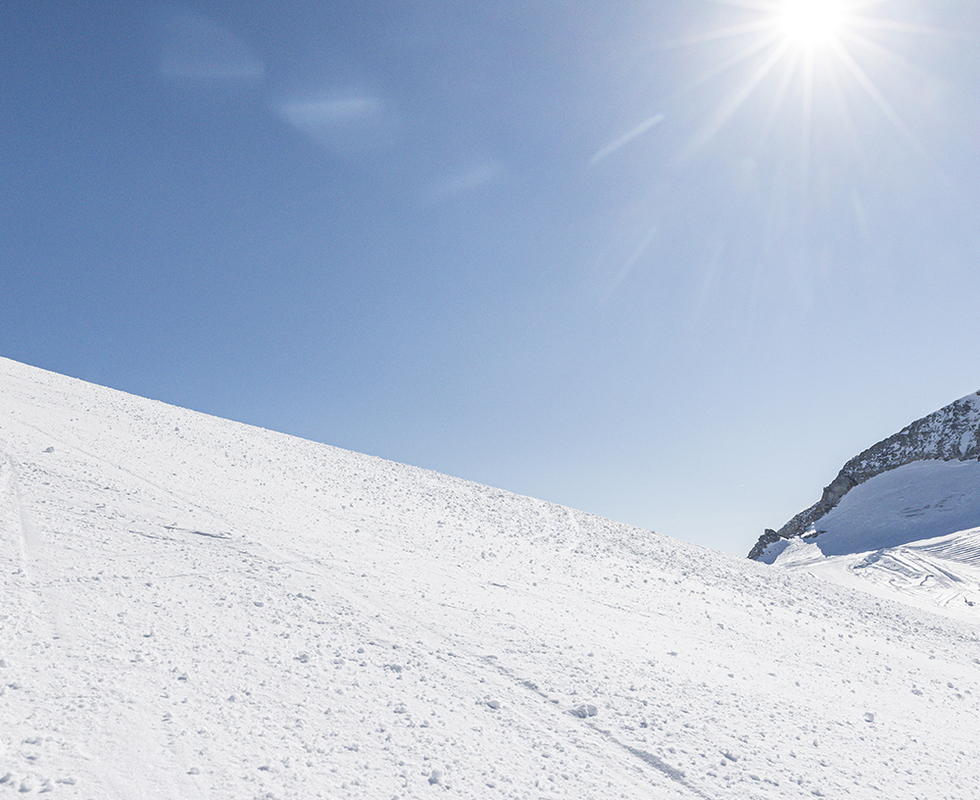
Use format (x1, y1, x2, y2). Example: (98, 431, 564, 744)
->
(631, 0, 936, 167)
(777, 0, 846, 46)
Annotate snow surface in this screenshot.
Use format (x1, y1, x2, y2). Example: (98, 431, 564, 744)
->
(3, 355, 980, 799)
(802, 460, 980, 558)
(762, 460, 980, 624)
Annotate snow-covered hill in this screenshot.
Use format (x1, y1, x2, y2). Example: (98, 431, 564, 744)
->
(750, 390, 980, 560)
(749, 391, 980, 622)
(3, 356, 980, 799)
(756, 460, 980, 620)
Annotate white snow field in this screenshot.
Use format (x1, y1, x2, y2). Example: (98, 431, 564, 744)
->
(762, 460, 980, 624)
(2, 355, 980, 799)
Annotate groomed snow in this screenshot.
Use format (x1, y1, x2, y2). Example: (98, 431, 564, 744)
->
(2, 356, 980, 799)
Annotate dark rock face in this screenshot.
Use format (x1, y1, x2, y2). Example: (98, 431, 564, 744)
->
(749, 391, 980, 561)
(747, 529, 782, 561)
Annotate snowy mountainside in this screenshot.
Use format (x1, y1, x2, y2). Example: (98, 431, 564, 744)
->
(749, 393, 980, 622)
(768, 459, 980, 559)
(758, 460, 980, 621)
(3, 355, 980, 800)
(749, 391, 980, 620)
(775, 526, 980, 622)
(750, 390, 980, 560)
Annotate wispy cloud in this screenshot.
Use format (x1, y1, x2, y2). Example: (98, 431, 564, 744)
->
(273, 90, 397, 153)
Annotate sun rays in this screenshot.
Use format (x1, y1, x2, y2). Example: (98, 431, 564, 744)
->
(666, 0, 938, 166)
(588, 2, 967, 303)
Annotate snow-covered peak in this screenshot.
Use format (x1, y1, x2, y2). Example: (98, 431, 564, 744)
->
(750, 390, 980, 561)
(751, 389, 980, 621)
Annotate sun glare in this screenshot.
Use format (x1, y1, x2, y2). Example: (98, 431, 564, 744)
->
(778, 0, 846, 47)
(639, 0, 939, 167)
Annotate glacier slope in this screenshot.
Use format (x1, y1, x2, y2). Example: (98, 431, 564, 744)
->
(2, 356, 980, 799)
(762, 460, 980, 622)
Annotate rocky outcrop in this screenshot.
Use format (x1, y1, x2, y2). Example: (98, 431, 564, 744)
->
(747, 529, 783, 561)
(749, 390, 980, 560)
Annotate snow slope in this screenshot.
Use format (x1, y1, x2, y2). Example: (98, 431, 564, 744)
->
(764, 460, 980, 559)
(749, 390, 980, 561)
(758, 460, 980, 622)
(749, 390, 980, 621)
(3, 355, 980, 799)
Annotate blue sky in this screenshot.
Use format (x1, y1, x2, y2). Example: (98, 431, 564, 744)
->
(3, 0, 979, 555)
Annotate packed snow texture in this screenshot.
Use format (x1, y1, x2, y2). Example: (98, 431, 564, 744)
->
(2, 356, 980, 799)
